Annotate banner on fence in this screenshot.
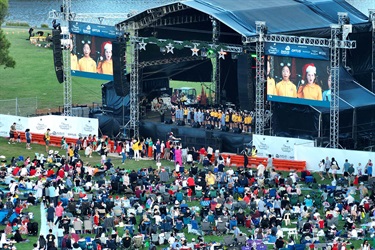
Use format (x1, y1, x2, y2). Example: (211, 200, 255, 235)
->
(294, 145, 375, 174)
(0, 114, 98, 139)
(252, 134, 314, 160)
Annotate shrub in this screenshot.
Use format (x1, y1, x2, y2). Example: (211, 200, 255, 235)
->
(5, 21, 30, 27)
(41, 24, 49, 28)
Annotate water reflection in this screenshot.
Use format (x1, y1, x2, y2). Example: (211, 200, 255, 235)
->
(7, 0, 177, 27)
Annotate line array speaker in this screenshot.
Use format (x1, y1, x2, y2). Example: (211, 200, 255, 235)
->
(112, 40, 129, 96)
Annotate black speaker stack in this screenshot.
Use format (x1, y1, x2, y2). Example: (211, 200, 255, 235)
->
(177, 120, 185, 126)
(233, 128, 242, 134)
(112, 40, 129, 96)
(52, 29, 64, 83)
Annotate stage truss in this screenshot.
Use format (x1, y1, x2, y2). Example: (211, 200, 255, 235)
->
(244, 13, 356, 148)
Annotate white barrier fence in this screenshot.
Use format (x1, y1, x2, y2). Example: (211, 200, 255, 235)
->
(0, 114, 99, 139)
(252, 134, 315, 160)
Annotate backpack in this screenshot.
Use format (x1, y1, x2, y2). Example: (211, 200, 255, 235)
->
(43, 134, 47, 141)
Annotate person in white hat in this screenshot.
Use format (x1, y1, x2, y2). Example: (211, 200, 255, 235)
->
(97, 42, 113, 74)
(297, 63, 323, 100)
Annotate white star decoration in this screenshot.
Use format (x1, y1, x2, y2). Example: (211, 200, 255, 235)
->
(191, 45, 200, 56)
(218, 49, 226, 59)
(166, 43, 174, 54)
(139, 40, 147, 51)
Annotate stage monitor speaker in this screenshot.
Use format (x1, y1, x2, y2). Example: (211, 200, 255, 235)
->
(206, 124, 214, 130)
(52, 29, 64, 83)
(164, 119, 173, 124)
(192, 122, 200, 128)
(221, 126, 230, 132)
(233, 128, 242, 134)
(112, 40, 129, 96)
(177, 120, 185, 126)
(206, 131, 213, 139)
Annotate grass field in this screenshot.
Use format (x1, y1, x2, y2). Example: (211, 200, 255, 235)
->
(0, 27, 209, 112)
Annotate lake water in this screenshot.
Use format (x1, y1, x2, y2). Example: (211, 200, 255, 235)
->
(6, 0, 177, 27)
(6, 0, 375, 27)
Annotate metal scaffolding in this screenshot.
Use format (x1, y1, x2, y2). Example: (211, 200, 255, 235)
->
(211, 17, 221, 105)
(61, 0, 73, 116)
(126, 31, 140, 138)
(338, 12, 351, 70)
(254, 21, 266, 135)
(370, 10, 375, 92)
(330, 24, 341, 149)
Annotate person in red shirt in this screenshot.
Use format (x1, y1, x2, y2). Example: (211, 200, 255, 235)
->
(164, 140, 171, 160)
(15, 204, 23, 214)
(199, 147, 206, 164)
(187, 188, 193, 202)
(47, 168, 55, 178)
(12, 166, 20, 176)
(187, 175, 195, 195)
(58, 168, 65, 179)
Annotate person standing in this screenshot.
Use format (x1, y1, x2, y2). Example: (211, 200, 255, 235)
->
(25, 128, 32, 149)
(8, 122, 16, 144)
(46, 204, 55, 230)
(54, 202, 64, 226)
(44, 128, 51, 153)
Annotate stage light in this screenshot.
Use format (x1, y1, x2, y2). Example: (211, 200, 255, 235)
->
(201, 48, 207, 57)
(160, 47, 166, 54)
(251, 54, 257, 58)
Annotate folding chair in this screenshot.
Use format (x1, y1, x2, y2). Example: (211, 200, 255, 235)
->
(223, 235, 235, 247)
(201, 221, 212, 235)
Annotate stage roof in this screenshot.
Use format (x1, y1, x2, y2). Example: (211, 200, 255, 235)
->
(119, 0, 371, 38)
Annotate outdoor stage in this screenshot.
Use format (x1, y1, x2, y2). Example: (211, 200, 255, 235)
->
(139, 111, 252, 153)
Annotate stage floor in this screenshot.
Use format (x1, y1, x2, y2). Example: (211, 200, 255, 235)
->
(139, 111, 253, 153)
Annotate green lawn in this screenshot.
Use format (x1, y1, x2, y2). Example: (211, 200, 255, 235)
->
(0, 27, 210, 112)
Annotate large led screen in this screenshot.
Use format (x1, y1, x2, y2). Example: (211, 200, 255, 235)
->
(69, 21, 121, 80)
(265, 42, 331, 107)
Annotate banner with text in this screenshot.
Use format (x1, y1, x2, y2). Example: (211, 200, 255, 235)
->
(253, 134, 314, 160)
(0, 114, 98, 139)
(294, 145, 375, 174)
(265, 42, 330, 60)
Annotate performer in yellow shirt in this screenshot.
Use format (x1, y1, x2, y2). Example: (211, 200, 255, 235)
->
(78, 43, 97, 73)
(97, 42, 113, 75)
(276, 65, 297, 98)
(267, 57, 276, 95)
(297, 64, 323, 100)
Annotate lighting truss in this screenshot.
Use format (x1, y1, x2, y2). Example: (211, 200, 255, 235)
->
(139, 56, 205, 67)
(243, 34, 356, 49)
(370, 9, 375, 92)
(133, 37, 243, 53)
(117, 3, 189, 30)
(255, 21, 266, 135)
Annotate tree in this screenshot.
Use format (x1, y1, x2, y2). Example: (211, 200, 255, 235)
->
(0, 0, 16, 68)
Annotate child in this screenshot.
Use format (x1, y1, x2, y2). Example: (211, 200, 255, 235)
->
(226, 155, 231, 167)
(17, 133, 21, 143)
(187, 187, 192, 202)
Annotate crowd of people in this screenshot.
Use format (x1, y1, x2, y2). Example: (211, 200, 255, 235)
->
(1, 130, 375, 250)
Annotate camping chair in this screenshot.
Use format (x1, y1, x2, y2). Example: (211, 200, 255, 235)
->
(84, 219, 93, 234)
(209, 189, 217, 198)
(201, 221, 212, 235)
(223, 235, 235, 247)
(175, 220, 184, 232)
(289, 195, 299, 206)
(216, 221, 227, 235)
(236, 234, 247, 245)
(133, 235, 144, 250)
(73, 220, 83, 234)
(229, 219, 237, 230)
(151, 233, 159, 245)
(182, 217, 191, 226)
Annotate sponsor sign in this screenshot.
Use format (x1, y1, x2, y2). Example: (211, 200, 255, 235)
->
(265, 42, 329, 60)
(253, 134, 314, 160)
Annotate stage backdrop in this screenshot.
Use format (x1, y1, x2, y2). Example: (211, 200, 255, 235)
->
(0, 114, 98, 139)
(294, 145, 375, 174)
(253, 134, 314, 160)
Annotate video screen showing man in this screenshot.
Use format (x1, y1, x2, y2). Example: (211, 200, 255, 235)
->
(275, 65, 297, 98)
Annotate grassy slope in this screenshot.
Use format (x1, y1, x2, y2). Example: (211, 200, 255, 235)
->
(0, 28, 103, 109)
(0, 28, 209, 111)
